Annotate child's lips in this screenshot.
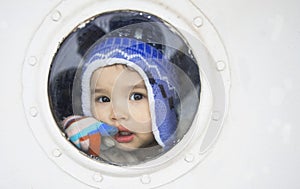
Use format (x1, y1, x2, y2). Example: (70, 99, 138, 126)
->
(115, 125, 135, 143)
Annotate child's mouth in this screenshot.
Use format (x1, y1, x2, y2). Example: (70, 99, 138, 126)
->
(114, 126, 134, 143)
(119, 131, 132, 136)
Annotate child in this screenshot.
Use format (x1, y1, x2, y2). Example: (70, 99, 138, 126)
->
(63, 36, 181, 165)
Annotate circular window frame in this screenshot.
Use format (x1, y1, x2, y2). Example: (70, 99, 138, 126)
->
(22, 0, 230, 188)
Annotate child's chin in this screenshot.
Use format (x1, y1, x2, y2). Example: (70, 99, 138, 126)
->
(116, 143, 140, 152)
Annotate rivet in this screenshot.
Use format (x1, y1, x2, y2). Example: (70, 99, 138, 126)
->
(29, 107, 38, 117)
(184, 153, 194, 163)
(51, 10, 61, 22)
(93, 173, 103, 182)
(52, 149, 62, 157)
(193, 16, 203, 28)
(212, 111, 220, 121)
(140, 174, 151, 184)
(216, 61, 226, 71)
(28, 56, 37, 66)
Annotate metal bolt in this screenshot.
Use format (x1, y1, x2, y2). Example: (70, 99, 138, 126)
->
(216, 61, 226, 71)
(93, 173, 103, 182)
(51, 10, 61, 22)
(193, 16, 203, 28)
(140, 174, 151, 184)
(30, 107, 38, 117)
(52, 149, 62, 157)
(212, 111, 220, 121)
(28, 56, 37, 66)
(184, 153, 194, 163)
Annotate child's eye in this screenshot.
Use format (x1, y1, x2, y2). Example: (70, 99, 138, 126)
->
(96, 96, 110, 103)
(129, 93, 144, 101)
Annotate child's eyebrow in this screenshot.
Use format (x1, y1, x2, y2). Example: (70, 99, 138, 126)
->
(132, 83, 147, 90)
(92, 88, 108, 94)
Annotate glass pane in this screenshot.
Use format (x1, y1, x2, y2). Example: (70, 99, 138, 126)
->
(48, 10, 201, 166)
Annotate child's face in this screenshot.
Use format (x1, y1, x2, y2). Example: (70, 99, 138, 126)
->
(90, 64, 155, 151)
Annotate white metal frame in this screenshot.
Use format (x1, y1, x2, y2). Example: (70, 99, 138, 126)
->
(22, 0, 230, 188)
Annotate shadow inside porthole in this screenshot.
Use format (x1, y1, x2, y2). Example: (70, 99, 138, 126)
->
(48, 10, 201, 166)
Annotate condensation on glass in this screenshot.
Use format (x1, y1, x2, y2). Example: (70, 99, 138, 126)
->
(48, 10, 201, 166)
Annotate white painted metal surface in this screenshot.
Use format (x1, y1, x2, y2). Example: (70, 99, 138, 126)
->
(0, 0, 299, 188)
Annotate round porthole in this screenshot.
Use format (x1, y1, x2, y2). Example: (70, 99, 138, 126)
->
(22, 0, 230, 188)
(48, 10, 201, 166)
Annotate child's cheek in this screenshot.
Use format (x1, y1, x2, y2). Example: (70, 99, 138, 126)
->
(92, 103, 109, 121)
(129, 101, 151, 123)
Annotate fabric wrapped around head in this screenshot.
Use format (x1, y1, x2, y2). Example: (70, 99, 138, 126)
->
(81, 37, 180, 148)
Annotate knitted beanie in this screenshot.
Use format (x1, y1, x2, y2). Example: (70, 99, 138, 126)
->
(81, 37, 180, 148)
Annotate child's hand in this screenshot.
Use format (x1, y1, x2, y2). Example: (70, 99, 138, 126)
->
(62, 115, 118, 156)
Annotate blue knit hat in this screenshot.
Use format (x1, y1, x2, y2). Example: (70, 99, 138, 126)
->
(81, 37, 180, 148)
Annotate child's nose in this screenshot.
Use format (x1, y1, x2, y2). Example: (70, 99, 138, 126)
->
(110, 110, 127, 121)
(110, 101, 128, 121)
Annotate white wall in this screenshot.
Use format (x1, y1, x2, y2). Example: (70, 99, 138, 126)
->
(0, 0, 299, 188)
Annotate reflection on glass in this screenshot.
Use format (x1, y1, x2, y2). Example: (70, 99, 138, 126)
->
(48, 10, 200, 166)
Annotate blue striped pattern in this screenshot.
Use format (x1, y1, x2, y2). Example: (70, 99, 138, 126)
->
(69, 122, 118, 143)
(82, 37, 180, 148)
